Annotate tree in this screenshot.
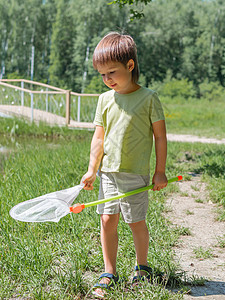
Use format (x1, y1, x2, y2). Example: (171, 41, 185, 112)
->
(137, 0, 225, 87)
(49, 0, 76, 89)
(3, 0, 35, 77)
(0, 0, 10, 77)
(70, 0, 130, 92)
(32, 0, 56, 82)
(1, 0, 55, 81)
(1, 0, 224, 90)
(110, 0, 152, 19)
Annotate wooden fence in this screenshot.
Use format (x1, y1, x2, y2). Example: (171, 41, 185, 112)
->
(0, 79, 99, 126)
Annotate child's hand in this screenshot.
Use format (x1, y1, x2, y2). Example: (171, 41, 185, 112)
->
(152, 172, 168, 191)
(81, 171, 96, 190)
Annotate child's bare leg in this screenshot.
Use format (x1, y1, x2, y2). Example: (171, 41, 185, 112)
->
(129, 220, 149, 276)
(101, 213, 120, 274)
(94, 213, 120, 296)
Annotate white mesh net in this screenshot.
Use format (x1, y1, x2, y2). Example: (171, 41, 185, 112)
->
(10, 184, 84, 223)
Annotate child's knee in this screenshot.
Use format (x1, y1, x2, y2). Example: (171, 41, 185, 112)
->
(128, 219, 147, 232)
(101, 214, 119, 230)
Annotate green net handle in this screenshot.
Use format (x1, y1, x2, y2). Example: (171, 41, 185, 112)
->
(85, 176, 182, 208)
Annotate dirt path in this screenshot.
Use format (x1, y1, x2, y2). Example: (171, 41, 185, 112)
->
(167, 134, 225, 145)
(166, 176, 225, 299)
(0, 105, 95, 129)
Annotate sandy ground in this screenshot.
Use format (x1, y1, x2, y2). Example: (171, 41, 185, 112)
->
(166, 176, 225, 300)
(0, 105, 95, 129)
(166, 134, 225, 145)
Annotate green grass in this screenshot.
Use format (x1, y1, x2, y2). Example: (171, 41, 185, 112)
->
(195, 198, 204, 204)
(191, 184, 200, 192)
(0, 116, 88, 138)
(172, 225, 192, 237)
(217, 235, 225, 248)
(193, 247, 214, 260)
(166, 142, 225, 215)
(0, 117, 225, 299)
(185, 210, 194, 215)
(162, 98, 225, 139)
(0, 130, 184, 299)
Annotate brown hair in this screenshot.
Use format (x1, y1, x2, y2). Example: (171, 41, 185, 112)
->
(93, 32, 140, 83)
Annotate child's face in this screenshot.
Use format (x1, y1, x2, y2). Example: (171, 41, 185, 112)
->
(97, 60, 138, 94)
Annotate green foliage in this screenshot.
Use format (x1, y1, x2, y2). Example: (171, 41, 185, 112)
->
(6, 72, 23, 80)
(151, 71, 196, 101)
(199, 80, 225, 101)
(161, 78, 195, 100)
(109, 0, 151, 19)
(49, 0, 76, 90)
(84, 75, 109, 94)
(110, 0, 150, 4)
(138, 0, 225, 86)
(1, 0, 224, 91)
(150, 71, 225, 104)
(1, 0, 56, 80)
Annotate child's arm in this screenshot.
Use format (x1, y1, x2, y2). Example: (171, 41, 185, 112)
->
(152, 120, 168, 191)
(81, 125, 105, 190)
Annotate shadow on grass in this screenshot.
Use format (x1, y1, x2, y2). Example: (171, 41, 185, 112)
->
(194, 148, 225, 178)
(184, 280, 225, 297)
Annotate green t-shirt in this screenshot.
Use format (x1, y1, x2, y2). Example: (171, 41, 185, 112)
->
(94, 87, 165, 175)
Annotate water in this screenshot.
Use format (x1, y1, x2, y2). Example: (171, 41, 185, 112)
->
(0, 112, 12, 118)
(0, 134, 62, 158)
(0, 146, 9, 153)
(0, 135, 18, 156)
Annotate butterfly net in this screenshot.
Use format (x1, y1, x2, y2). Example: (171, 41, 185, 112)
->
(10, 184, 83, 223)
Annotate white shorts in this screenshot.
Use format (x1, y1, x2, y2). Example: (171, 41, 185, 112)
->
(97, 172, 150, 223)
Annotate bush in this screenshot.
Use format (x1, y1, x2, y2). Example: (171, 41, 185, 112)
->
(161, 78, 195, 100)
(199, 80, 225, 101)
(149, 71, 196, 102)
(149, 75, 224, 103)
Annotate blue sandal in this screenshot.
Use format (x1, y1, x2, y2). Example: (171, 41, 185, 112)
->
(132, 265, 153, 284)
(132, 265, 165, 285)
(92, 273, 119, 298)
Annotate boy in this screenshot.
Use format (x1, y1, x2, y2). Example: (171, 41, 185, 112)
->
(81, 32, 167, 298)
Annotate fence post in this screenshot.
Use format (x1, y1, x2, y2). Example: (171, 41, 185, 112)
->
(45, 88, 48, 112)
(77, 95, 81, 122)
(30, 93, 33, 122)
(21, 81, 24, 106)
(66, 90, 71, 126)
